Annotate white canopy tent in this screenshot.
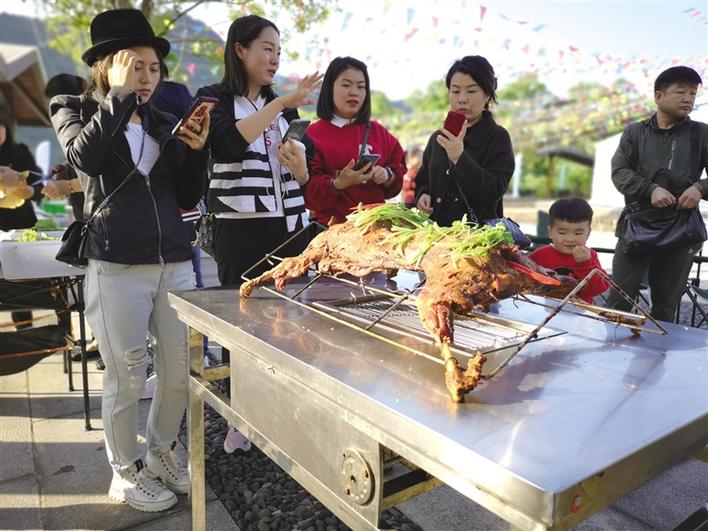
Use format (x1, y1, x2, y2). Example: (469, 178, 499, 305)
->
(0, 43, 50, 126)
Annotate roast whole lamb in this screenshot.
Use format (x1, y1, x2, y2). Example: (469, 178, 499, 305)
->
(240, 204, 576, 402)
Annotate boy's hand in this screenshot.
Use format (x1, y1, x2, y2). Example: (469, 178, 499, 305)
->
(571, 245, 591, 263)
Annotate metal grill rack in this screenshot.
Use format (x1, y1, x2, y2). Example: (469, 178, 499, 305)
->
(241, 223, 668, 381)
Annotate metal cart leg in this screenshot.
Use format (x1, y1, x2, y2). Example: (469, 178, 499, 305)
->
(67, 337, 75, 392)
(187, 324, 207, 531)
(76, 278, 92, 430)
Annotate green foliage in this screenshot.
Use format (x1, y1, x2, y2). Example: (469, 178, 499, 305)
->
(42, 0, 331, 82)
(371, 90, 400, 118)
(347, 204, 513, 266)
(567, 81, 605, 101)
(404, 79, 448, 114)
(497, 73, 551, 102)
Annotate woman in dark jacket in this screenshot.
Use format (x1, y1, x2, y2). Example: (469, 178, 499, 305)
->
(0, 109, 42, 231)
(50, 9, 208, 513)
(415, 56, 514, 226)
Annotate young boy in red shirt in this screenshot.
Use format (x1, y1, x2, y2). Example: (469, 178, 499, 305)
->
(530, 197, 610, 304)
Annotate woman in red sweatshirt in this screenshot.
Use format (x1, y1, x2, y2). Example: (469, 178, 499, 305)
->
(304, 57, 405, 224)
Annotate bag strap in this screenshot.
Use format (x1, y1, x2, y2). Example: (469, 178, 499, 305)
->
(84, 128, 147, 229)
(84, 172, 135, 228)
(690, 121, 701, 183)
(359, 121, 372, 158)
(454, 180, 478, 225)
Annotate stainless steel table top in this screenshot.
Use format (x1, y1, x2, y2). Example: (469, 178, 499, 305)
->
(170, 274, 708, 525)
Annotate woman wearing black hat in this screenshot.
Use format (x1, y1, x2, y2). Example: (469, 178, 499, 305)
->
(49, 9, 209, 513)
(415, 56, 515, 227)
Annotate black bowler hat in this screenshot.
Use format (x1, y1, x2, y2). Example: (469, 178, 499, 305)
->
(82, 9, 170, 66)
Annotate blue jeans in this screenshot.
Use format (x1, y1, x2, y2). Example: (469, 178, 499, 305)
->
(86, 259, 193, 475)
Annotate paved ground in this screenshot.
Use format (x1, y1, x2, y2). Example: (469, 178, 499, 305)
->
(1, 327, 706, 531)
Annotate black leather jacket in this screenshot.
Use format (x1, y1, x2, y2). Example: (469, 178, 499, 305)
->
(50, 87, 208, 264)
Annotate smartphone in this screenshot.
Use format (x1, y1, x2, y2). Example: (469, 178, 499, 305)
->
(282, 119, 310, 143)
(352, 153, 381, 171)
(171, 96, 219, 136)
(443, 110, 467, 136)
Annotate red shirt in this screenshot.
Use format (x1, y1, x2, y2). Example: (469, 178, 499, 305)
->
(529, 245, 610, 303)
(305, 120, 405, 224)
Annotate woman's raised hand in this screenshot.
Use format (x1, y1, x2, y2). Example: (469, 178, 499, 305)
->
(106, 50, 138, 92)
(278, 72, 324, 109)
(436, 123, 466, 165)
(177, 112, 210, 151)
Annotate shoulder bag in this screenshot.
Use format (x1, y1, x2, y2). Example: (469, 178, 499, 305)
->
(619, 121, 706, 256)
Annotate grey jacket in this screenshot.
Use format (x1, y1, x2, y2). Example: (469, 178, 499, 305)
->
(611, 114, 708, 205)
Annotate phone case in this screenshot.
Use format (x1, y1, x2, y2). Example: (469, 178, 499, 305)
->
(171, 97, 218, 135)
(353, 153, 380, 171)
(282, 119, 310, 143)
(444, 110, 467, 136)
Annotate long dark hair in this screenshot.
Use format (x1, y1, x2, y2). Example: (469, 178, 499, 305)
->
(445, 55, 498, 110)
(0, 108, 16, 149)
(316, 56, 371, 124)
(223, 15, 279, 100)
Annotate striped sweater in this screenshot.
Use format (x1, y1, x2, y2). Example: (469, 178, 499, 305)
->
(196, 83, 311, 233)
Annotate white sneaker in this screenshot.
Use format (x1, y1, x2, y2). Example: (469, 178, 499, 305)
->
(140, 374, 157, 400)
(223, 426, 252, 454)
(146, 448, 189, 494)
(109, 460, 177, 512)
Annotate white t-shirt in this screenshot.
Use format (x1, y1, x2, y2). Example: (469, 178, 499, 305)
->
(124, 122, 159, 176)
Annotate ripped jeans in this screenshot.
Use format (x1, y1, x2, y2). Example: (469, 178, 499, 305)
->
(85, 259, 193, 476)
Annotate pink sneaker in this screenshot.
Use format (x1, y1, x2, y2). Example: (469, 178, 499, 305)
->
(223, 426, 251, 454)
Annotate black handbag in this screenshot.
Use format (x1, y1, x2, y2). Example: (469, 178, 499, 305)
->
(55, 221, 89, 267)
(619, 122, 706, 256)
(454, 181, 531, 249)
(55, 171, 136, 267)
(620, 205, 706, 256)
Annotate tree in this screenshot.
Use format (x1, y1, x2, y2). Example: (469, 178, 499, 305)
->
(567, 81, 605, 101)
(404, 79, 448, 114)
(497, 73, 551, 102)
(371, 90, 399, 117)
(42, 0, 332, 83)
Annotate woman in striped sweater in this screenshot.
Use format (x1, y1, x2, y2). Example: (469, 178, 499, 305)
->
(197, 15, 321, 285)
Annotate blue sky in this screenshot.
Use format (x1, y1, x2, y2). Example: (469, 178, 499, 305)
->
(268, 0, 708, 99)
(4, 0, 707, 99)
(496, 1, 707, 59)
